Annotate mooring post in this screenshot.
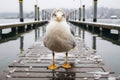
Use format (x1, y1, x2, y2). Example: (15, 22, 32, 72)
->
(0, 29, 2, 39)
(18, 0, 25, 33)
(19, 0, 24, 22)
(75, 10, 77, 20)
(34, 5, 38, 21)
(69, 13, 71, 20)
(44, 11, 46, 20)
(38, 7, 40, 21)
(93, 0, 98, 22)
(42, 10, 44, 20)
(79, 7, 81, 21)
(82, 5, 85, 21)
(73, 11, 75, 20)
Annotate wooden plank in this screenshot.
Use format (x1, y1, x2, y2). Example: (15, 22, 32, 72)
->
(0, 37, 117, 80)
(5, 77, 109, 80)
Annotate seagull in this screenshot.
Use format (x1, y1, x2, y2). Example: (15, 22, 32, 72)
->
(43, 9, 76, 70)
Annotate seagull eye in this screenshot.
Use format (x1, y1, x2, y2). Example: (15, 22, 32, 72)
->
(54, 14, 57, 17)
(62, 14, 65, 17)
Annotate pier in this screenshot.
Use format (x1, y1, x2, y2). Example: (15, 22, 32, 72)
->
(0, 0, 120, 79)
(0, 21, 48, 40)
(0, 36, 119, 80)
(69, 21, 120, 44)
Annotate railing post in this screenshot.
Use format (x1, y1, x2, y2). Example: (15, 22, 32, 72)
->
(102, 28, 110, 35)
(73, 11, 75, 20)
(75, 10, 77, 20)
(38, 7, 40, 21)
(44, 11, 46, 20)
(82, 5, 85, 21)
(18, 0, 25, 33)
(79, 7, 81, 21)
(19, 0, 24, 22)
(34, 5, 38, 21)
(0, 29, 2, 39)
(11, 27, 17, 35)
(93, 0, 98, 22)
(42, 10, 44, 20)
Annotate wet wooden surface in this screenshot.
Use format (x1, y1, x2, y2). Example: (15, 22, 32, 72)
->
(0, 37, 119, 80)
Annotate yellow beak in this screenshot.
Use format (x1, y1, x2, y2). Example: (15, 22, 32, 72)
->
(57, 17, 62, 22)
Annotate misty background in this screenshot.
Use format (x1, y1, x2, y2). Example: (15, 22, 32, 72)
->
(0, 0, 120, 19)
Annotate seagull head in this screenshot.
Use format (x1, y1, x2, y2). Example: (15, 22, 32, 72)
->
(51, 9, 66, 22)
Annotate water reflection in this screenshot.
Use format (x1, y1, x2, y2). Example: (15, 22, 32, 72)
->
(92, 35, 96, 50)
(78, 27, 81, 38)
(35, 28, 38, 41)
(70, 22, 120, 45)
(69, 22, 120, 74)
(82, 29, 85, 40)
(20, 36, 24, 53)
(51, 64, 75, 80)
(0, 24, 46, 73)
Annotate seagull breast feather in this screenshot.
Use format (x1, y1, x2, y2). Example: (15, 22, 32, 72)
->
(44, 21, 76, 52)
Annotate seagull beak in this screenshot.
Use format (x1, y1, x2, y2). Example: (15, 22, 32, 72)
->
(57, 17, 62, 22)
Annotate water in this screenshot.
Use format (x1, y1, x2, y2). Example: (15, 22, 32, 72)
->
(70, 19, 120, 75)
(0, 19, 120, 75)
(84, 31, 120, 75)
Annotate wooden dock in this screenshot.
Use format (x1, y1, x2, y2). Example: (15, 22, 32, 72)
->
(0, 36, 119, 80)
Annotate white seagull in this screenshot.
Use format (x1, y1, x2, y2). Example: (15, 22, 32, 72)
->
(43, 9, 76, 70)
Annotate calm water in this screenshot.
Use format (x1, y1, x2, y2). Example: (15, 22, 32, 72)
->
(0, 19, 120, 75)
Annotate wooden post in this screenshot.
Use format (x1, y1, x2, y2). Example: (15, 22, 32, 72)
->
(38, 7, 40, 21)
(82, 5, 85, 21)
(102, 28, 110, 35)
(44, 11, 46, 20)
(34, 5, 38, 21)
(70, 13, 72, 20)
(47, 12, 49, 20)
(11, 27, 17, 34)
(75, 10, 77, 20)
(26, 25, 32, 31)
(93, 0, 98, 22)
(19, 0, 24, 22)
(42, 10, 44, 20)
(18, 0, 25, 33)
(73, 11, 75, 20)
(79, 7, 81, 21)
(0, 29, 2, 39)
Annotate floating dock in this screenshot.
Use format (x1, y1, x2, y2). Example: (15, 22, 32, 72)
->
(0, 36, 119, 80)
